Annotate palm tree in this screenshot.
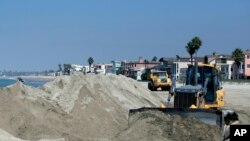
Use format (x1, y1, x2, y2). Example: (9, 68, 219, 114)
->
(88, 57, 94, 72)
(152, 56, 158, 62)
(232, 48, 244, 79)
(185, 36, 202, 65)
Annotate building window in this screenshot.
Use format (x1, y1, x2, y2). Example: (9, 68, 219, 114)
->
(216, 58, 227, 64)
(247, 64, 250, 68)
(247, 55, 250, 59)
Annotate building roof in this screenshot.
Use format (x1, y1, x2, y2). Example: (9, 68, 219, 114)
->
(121, 57, 160, 65)
(124, 61, 159, 64)
(94, 63, 112, 66)
(159, 56, 204, 63)
(159, 57, 176, 62)
(205, 54, 233, 62)
(244, 50, 250, 55)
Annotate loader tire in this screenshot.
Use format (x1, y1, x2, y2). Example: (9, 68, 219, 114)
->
(148, 81, 156, 91)
(148, 82, 152, 91)
(161, 87, 167, 91)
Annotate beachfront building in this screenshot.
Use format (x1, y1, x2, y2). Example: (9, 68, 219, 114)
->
(61, 64, 85, 75)
(159, 54, 241, 80)
(94, 64, 105, 74)
(71, 64, 84, 72)
(105, 64, 113, 75)
(63, 64, 73, 75)
(94, 64, 113, 75)
(231, 62, 244, 79)
(244, 50, 250, 79)
(111, 60, 121, 74)
(205, 54, 234, 80)
(121, 57, 160, 80)
(83, 66, 90, 74)
(159, 56, 204, 79)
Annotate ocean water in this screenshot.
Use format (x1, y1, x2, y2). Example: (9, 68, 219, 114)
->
(0, 77, 48, 88)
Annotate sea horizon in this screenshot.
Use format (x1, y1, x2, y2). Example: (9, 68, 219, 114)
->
(0, 77, 51, 88)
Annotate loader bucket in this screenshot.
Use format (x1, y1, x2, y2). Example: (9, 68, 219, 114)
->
(128, 107, 239, 140)
(129, 107, 224, 127)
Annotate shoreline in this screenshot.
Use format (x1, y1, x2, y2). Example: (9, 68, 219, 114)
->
(16, 76, 56, 81)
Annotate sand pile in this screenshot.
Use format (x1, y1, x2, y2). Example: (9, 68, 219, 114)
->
(42, 74, 164, 114)
(0, 74, 221, 141)
(41, 74, 166, 140)
(0, 82, 67, 140)
(0, 74, 165, 141)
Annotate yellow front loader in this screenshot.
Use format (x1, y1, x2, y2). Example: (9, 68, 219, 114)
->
(129, 63, 239, 140)
(148, 70, 172, 91)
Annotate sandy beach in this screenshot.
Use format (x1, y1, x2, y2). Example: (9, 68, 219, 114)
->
(0, 74, 249, 141)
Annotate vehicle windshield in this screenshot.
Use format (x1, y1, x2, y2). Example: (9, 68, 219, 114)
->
(153, 71, 166, 78)
(158, 72, 166, 77)
(186, 66, 213, 87)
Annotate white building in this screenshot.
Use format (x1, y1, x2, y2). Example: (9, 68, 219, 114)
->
(83, 66, 90, 74)
(160, 55, 235, 80)
(71, 64, 84, 72)
(159, 57, 204, 79)
(94, 64, 113, 75)
(205, 55, 234, 79)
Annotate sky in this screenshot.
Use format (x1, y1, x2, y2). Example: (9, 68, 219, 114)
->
(0, 0, 250, 71)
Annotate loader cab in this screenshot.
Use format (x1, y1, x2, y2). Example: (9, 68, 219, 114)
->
(185, 65, 220, 103)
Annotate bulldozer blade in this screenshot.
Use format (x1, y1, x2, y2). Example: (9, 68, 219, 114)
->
(128, 108, 240, 140)
(128, 107, 224, 127)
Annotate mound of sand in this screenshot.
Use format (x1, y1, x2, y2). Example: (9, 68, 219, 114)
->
(41, 74, 164, 114)
(0, 74, 165, 140)
(0, 74, 222, 141)
(0, 82, 67, 140)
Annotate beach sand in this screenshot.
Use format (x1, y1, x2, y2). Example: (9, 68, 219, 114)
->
(0, 74, 249, 141)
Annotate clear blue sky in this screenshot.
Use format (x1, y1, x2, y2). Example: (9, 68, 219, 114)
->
(0, 0, 250, 71)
